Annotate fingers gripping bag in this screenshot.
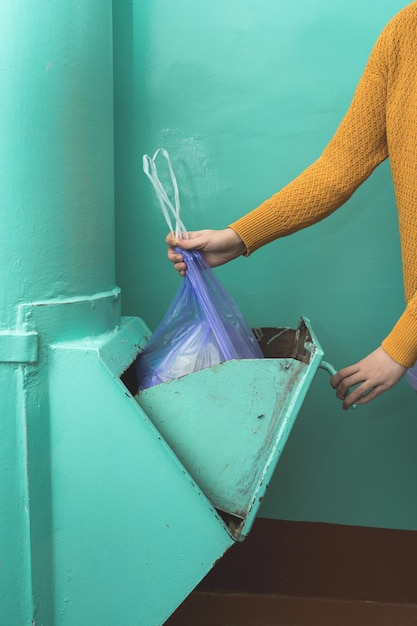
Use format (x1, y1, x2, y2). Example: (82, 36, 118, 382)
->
(135, 149, 264, 393)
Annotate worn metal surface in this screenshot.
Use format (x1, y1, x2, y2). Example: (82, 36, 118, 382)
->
(136, 317, 324, 540)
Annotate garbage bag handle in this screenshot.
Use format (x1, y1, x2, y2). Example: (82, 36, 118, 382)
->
(319, 360, 358, 410)
(143, 148, 188, 238)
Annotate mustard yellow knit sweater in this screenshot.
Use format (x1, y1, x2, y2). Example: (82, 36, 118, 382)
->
(230, 2, 417, 368)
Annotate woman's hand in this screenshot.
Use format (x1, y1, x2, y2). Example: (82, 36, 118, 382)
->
(166, 228, 247, 275)
(330, 346, 407, 410)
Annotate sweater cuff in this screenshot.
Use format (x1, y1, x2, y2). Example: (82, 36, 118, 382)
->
(229, 200, 282, 256)
(381, 308, 417, 368)
(228, 214, 271, 256)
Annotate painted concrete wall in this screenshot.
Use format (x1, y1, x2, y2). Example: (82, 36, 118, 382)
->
(113, 0, 417, 530)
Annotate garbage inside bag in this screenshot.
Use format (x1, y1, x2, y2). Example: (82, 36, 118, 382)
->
(135, 148, 263, 392)
(136, 247, 263, 391)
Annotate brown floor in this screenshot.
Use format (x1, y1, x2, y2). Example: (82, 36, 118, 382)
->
(166, 520, 417, 625)
(166, 591, 417, 626)
(200, 519, 417, 606)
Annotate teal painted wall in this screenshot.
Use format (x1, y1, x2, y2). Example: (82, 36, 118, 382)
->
(113, 0, 417, 530)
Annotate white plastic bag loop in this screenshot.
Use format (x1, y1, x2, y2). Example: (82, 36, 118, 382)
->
(136, 148, 264, 392)
(143, 148, 188, 238)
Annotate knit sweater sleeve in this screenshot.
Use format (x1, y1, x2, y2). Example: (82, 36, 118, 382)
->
(228, 21, 417, 368)
(229, 27, 389, 253)
(381, 305, 417, 367)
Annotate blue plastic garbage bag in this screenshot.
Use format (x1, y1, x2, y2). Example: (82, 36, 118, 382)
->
(136, 247, 263, 391)
(135, 148, 264, 392)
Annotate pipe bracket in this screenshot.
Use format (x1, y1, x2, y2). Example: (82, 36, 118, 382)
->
(0, 330, 39, 363)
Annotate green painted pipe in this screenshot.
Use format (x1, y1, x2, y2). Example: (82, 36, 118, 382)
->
(0, 4, 236, 624)
(1, 1, 116, 330)
(0, 2, 116, 622)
